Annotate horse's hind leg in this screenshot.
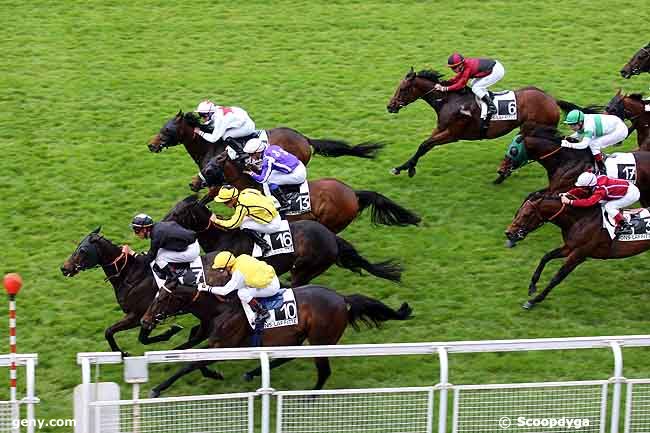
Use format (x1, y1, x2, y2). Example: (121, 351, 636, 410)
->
(313, 357, 331, 390)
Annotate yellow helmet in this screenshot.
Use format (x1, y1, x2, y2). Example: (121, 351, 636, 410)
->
(212, 251, 236, 269)
(213, 185, 239, 203)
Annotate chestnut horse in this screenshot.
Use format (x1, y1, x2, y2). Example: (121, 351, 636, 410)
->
(605, 91, 650, 150)
(164, 195, 403, 285)
(495, 125, 650, 206)
(148, 111, 383, 167)
(193, 155, 421, 233)
(140, 276, 412, 397)
(505, 195, 650, 309)
(386, 68, 574, 177)
(620, 43, 650, 79)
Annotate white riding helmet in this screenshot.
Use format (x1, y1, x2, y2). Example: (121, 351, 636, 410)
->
(575, 172, 597, 187)
(196, 100, 216, 116)
(243, 138, 267, 154)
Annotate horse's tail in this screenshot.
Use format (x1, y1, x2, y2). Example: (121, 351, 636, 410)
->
(556, 100, 604, 114)
(355, 190, 421, 226)
(334, 237, 402, 283)
(309, 139, 384, 159)
(344, 294, 412, 331)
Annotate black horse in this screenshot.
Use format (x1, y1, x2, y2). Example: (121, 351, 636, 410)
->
(164, 195, 403, 286)
(141, 276, 412, 397)
(621, 43, 650, 78)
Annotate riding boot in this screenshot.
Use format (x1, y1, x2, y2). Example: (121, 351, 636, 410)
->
(482, 94, 497, 116)
(152, 263, 170, 280)
(270, 186, 290, 209)
(225, 137, 247, 161)
(594, 153, 607, 175)
(248, 299, 270, 323)
(242, 228, 272, 255)
(615, 220, 633, 236)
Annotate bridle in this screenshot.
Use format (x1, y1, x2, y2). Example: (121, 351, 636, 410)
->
(151, 283, 202, 324)
(630, 46, 650, 75)
(528, 198, 566, 222)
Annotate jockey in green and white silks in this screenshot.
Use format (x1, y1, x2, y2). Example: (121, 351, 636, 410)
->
(561, 110, 628, 171)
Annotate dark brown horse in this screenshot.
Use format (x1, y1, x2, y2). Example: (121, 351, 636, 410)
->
(605, 91, 650, 150)
(386, 68, 564, 177)
(192, 155, 421, 233)
(164, 195, 403, 285)
(148, 111, 383, 167)
(621, 43, 650, 78)
(504, 195, 650, 309)
(60, 228, 219, 366)
(495, 124, 650, 206)
(140, 276, 412, 397)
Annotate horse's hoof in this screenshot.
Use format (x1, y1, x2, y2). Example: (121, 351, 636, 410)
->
(121, 351, 131, 358)
(407, 166, 417, 177)
(390, 167, 401, 176)
(242, 372, 254, 382)
(149, 389, 161, 398)
(522, 301, 535, 310)
(206, 369, 224, 380)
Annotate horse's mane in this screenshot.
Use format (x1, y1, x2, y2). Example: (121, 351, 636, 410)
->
(416, 69, 444, 83)
(520, 123, 562, 144)
(183, 111, 201, 127)
(161, 195, 199, 222)
(628, 93, 646, 103)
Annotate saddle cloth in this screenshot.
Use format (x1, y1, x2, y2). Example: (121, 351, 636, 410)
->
(476, 90, 517, 120)
(150, 256, 205, 290)
(251, 219, 294, 258)
(604, 152, 637, 184)
(242, 289, 299, 329)
(602, 206, 650, 241)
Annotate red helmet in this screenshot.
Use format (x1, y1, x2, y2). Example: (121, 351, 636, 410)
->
(447, 53, 465, 68)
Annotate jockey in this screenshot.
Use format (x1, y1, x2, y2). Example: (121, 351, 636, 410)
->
(130, 213, 200, 286)
(198, 251, 281, 324)
(561, 109, 628, 174)
(194, 100, 256, 157)
(209, 185, 282, 255)
(561, 171, 640, 234)
(242, 138, 307, 208)
(433, 53, 506, 117)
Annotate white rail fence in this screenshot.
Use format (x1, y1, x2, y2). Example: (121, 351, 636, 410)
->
(0, 354, 38, 433)
(74, 335, 650, 433)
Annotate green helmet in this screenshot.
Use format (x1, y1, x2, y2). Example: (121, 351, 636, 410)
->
(564, 109, 585, 125)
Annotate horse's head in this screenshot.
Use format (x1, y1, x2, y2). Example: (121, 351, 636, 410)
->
(148, 110, 202, 153)
(190, 155, 227, 192)
(621, 43, 650, 79)
(387, 68, 443, 113)
(605, 90, 626, 119)
(61, 227, 105, 276)
(504, 193, 562, 248)
(163, 195, 213, 232)
(140, 283, 195, 330)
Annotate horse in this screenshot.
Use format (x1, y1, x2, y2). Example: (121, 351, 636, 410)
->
(140, 275, 413, 397)
(60, 228, 221, 370)
(191, 154, 421, 233)
(386, 68, 568, 177)
(605, 91, 650, 150)
(147, 111, 384, 167)
(163, 195, 403, 286)
(504, 195, 650, 310)
(495, 124, 650, 206)
(620, 43, 650, 79)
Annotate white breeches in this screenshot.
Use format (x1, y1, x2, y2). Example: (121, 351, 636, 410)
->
(588, 122, 629, 155)
(240, 214, 283, 233)
(267, 163, 307, 186)
(154, 240, 200, 269)
(237, 276, 281, 304)
(223, 117, 256, 139)
(605, 184, 640, 219)
(471, 61, 505, 99)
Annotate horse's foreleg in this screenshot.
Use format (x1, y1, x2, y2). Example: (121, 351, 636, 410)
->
(392, 129, 455, 177)
(105, 313, 140, 357)
(528, 247, 569, 295)
(149, 360, 217, 398)
(171, 323, 209, 350)
(524, 252, 585, 310)
(138, 324, 184, 345)
(243, 358, 296, 382)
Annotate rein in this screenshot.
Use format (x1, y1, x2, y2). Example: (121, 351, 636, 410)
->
(104, 245, 131, 281)
(528, 199, 566, 222)
(538, 146, 562, 160)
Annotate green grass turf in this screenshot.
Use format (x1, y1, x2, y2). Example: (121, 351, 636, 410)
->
(1, 0, 650, 429)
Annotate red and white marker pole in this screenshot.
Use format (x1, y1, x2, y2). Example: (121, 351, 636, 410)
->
(3, 273, 22, 429)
